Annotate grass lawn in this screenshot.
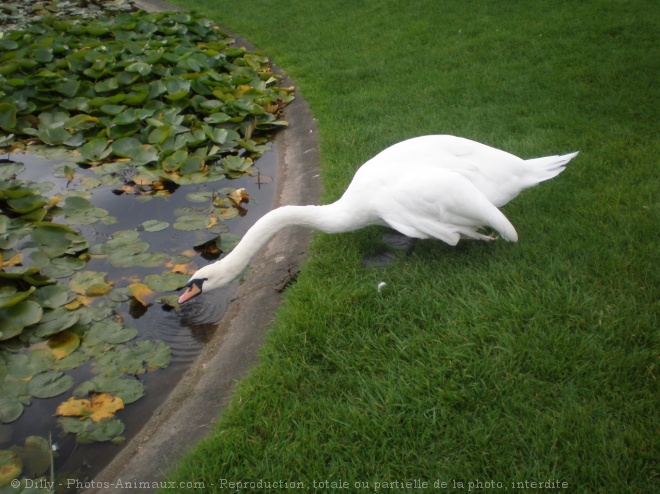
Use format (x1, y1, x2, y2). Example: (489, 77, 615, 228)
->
(164, 1, 657, 492)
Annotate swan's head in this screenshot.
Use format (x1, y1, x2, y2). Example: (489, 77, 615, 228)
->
(177, 262, 233, 304)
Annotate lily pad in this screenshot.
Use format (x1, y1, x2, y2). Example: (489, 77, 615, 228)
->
(56, 392, 124, 423)
(173, 214, 211, 231)
(86, 321, 137, 345)
(139, 219, 169, 232)
(47, 331, 81, 360)
(27, 370, 74, 399)
(94, 340, 171, 377)
(0, 301, 43, 341)
(58, 416, 125, 444)
(0, 286, 36, 310)
(79, 138, 113, 162)
(69, 271, 111, 296)
(0, 397, 23, 424)
(16, 435, 51, 478)
(7, 350, 55, 379)
(35, 307, 80, 338)
(0, 449, 21, 486)
(31, 285, 68, 310)
(73, 376, 144, 405)
(143, 272, 190, 292)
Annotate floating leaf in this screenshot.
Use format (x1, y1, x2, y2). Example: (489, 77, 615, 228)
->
(17, 436, 51, 478)
(173, 214, 211, 231)
(125, 62, 152, 77)
(143, 272, 190, 292)
(86, 321, 137, 345)
(52, 351, 90, 371)
(94, 340, 171, 377)
(79, 138, 112, 162)
(31, 224, 82, 258)
(140, 219, 169, 232)
(7, 350, 55, 379)
(40, 256, 86, 279)
(0, 301, 43, 341)
(0, 449, 21, 485)
(0, 103, 17, 132)
(35, 307, 80, 338)
(56, 392, 124, 423)
(32, 285, 68, 310)
(47, 331, 81, 360)
(0, 398, 23, 424)
(27, 371, 74, 399)
(69, 271, 111, 296)
(73, 377, 144, 405)
(0, 377, 30, 407)
(58, 416, 125, 444)
(218, 233, 241, 253)
(128, 283, 155, 307)
(0, 286, 36, 310)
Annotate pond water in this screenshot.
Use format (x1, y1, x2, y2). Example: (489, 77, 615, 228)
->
(0, 145, 277, 487)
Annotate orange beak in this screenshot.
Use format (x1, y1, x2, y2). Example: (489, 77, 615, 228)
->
(178, 282, 202, 304)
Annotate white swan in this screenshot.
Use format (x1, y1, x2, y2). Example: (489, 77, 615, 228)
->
(178, 135, 578, 303)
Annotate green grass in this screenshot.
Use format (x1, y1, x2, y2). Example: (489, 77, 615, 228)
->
(164, 1, 658, 492)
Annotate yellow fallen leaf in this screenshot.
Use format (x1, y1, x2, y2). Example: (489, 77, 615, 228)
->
(128, 283, 155, 307)
(56, 393, 124, 422)
(227, 187, 249, 205)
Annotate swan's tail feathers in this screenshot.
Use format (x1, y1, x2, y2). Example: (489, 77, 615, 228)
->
(488, 209, 518, 243)
(525, 151, 579, 183)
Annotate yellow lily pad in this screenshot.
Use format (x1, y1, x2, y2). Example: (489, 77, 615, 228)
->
(56, 392, 124, 423)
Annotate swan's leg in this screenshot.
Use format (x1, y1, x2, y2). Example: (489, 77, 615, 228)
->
(363, 231, 417, 267)
(382, 232, 418, 254)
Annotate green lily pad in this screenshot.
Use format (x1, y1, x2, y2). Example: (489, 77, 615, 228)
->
(40, 256, 87, 279)
(0, 103, 17, 132)
(143, 272, 190, 292)
(79, 138, 112, 162)
(0, 301, 43, 341)
(94, 340, 171, 377)
(0, 377, 30, 406)
(27, 370, 74, 399)
(0, 397, 23, 424)
(73, 377, 144, 405)
(52, 351, 90, 372)
(7, 350, 55, 379)
(218, 233, 241, 253)
(35, 307, 80, 338)
(31, 224, 84, 258)
(58, 416, 125, 444)
(140, 219, 169, 232)
(17, 435, 51, 478)
(173, 214, 211, 231)
(69, 271, 111, 296)
(86, 321, 137, 345)
(109, 251, 169, 269)
(0, 449, 21, 485)
(0, 286, 36, 310)
(31, 285, 68, 310)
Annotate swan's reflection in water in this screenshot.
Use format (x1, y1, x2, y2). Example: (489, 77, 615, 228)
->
(177, 289, 233, 344)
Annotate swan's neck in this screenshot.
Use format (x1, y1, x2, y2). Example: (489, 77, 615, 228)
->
(216, 203, 365, 282)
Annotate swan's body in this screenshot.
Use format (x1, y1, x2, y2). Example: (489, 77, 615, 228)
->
(179, 135, 578, 303)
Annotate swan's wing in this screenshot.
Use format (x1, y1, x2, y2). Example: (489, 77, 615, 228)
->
(364, 135, 528, 207)
(378, 168, 518, 245)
